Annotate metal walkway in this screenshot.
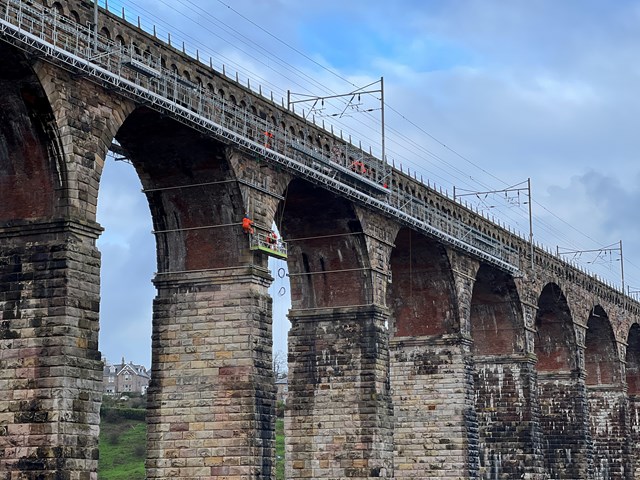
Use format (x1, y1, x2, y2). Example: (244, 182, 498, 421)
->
(0, 0, 520, 274)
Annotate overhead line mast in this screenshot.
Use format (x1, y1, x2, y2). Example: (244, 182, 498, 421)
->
(287, 77, 386, 164)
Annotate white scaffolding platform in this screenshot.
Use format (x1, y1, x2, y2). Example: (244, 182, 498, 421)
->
(0, 0, 519, 274)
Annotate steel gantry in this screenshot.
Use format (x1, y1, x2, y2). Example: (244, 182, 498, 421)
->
(0, 0, 520, 273)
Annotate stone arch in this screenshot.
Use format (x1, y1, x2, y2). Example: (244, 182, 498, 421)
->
(584, 305, 627, 477)
(51, 1, 64, 14)
(387, 228, 457, 337)
(535, 282, 576, 372)
(386, 232, 471, 478)
(0, 43, 135, 478)
(470, 264, 523, 355)
(280, 179, 393, 479)
(0, 43, 65, 221)
(534, 282, 586, 479)
(69, 9, 80, 23)
(99, 26, 111, 40)
(278, 178, 371, 309)
(471, 264, 535, 479)
(585, 305, 619, 385)
(115, 107, 247, 273)
(112, 106, 283, 478)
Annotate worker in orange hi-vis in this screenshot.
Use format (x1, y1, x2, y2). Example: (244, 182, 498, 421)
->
(242, 213, 254, 234)
(266, 230, 278, 249)
(350, 160, 367, 174)
(263, 130, 274, 148)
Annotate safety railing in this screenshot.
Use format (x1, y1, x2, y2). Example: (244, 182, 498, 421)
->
(250, 232, 287, 259)
(0, 0, 520, 273)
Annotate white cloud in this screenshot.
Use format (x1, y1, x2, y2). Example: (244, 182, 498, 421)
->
(95, 0, 640, 363)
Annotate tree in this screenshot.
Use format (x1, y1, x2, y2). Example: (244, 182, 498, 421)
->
(273, 350, 288, 380)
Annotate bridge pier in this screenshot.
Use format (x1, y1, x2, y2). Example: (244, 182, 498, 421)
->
(0, 220, 104, 479)
(473, 356, 545, 479)
(537, 371, 593, 478)
(148, 267, 276, 480)
(286, 306, 393, 479)
(587, 386, 630, 479)
(585, 310, 630, 479)
(389, 334, 477, 478)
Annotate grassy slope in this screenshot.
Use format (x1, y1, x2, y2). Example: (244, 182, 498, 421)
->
(98, 414, 146, 480)
(276, 418, 285, 480)
(99, 412, 285, 479)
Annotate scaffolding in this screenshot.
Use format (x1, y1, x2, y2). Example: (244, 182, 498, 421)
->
(250, 232, 287, 260)
(0, 0, 519, 273)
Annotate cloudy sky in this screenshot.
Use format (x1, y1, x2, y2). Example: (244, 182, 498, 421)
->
(96, 0, 640, 368)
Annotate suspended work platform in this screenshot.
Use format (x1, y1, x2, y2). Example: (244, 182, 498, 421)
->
(0, 0, 519, 274)
(250, 232, 288, 259)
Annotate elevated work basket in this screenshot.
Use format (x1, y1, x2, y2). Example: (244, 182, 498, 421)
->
(249, 232, 288, 259)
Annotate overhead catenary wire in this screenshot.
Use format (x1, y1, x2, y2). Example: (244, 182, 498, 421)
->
(99, 0, 640, 289)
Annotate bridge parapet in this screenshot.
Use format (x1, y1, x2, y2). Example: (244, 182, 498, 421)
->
(393, 166, 640, 315)
(3, 1, 640, 479)
(10, 0, 638, 312)
(4, 0, 522, 274)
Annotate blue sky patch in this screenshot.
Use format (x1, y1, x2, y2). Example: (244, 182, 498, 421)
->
(298, 17, 474, 73)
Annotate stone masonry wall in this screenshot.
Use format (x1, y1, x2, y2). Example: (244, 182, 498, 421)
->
(286, 306, 393, 479)
(0, 220, 103, 480)
(148, 267, 275, 479)
(588, 388, 629, 479)
(537, 372, 592, 479)
(389, 335, 476, 479)
(629, 396, 640, 479)
(474, 359, 544, 479)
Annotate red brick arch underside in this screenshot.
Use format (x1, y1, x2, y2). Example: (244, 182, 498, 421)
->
(585, 306, 619, 386)
(0, 43, 63, 222)
(471, 264, 523, 355)
(535, 282, 576, 372)
(627, 324, 640, 395)
(115, 107, 247, 273)
(387, 228, 458, 337)
(278, 178, 372, 309)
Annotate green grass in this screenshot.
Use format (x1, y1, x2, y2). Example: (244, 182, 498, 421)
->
(99, 408, 285, 479)
(276, 418, 285, 480)
(98, 410, 146, 480)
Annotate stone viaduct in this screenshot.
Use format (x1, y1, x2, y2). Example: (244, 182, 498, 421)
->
(0, 0, 639, 479)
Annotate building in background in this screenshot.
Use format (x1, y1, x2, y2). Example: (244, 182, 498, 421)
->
(276, 376, 288, 403)
(103, 357, 150, 395)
